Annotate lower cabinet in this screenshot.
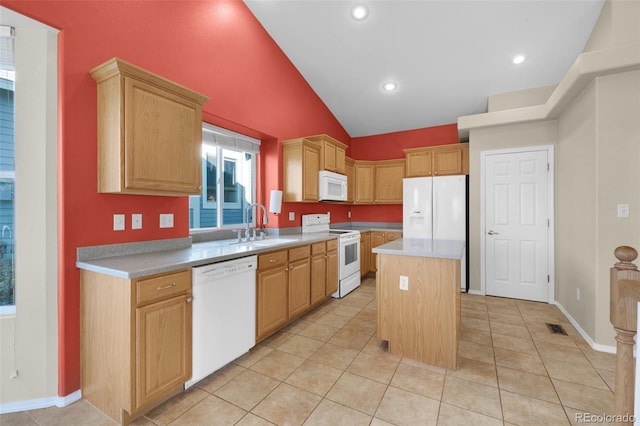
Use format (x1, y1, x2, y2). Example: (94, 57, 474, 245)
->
(360, 231, 371, 276)
(81, 269, 192, 425)
(288, 245, 311, 318)
(256, 250, 289, 341)
(256, 239, 338, 343)
(325, 239, 339, 296)
(369, 231, 403, 273)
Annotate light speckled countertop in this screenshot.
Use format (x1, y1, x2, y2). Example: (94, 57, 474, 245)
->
(372, 238, 464, 259)
(76, 233, 337, 279)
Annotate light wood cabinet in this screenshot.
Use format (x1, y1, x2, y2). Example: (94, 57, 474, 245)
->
(369, 231, 402, 273)
(81, 269, 192, 424)
(256, 250, 289, 341)
(345, 157, 355, 203)
(360, 232, 371, 276)
(404, 144, 469, 177)
(311, 242, 327, 306)
(326, 239, 339, 296)
(256, 239, 338, 342)
(282, 139, 321, 202)
(306, 134, 348, 174)
(377, 253, 460, 369)
(354, 161, 375, 204)
(374, 159, 405, 203)
(288, 245, 311, 318)
(90, 58, 208, 196)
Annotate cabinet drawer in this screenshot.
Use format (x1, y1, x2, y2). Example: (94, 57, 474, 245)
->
(326, 239, 338, 251)
(386, 232, 402, 241)
(258, 250, 288, 270)
(311, 242, 326, 255)
(289, 245, 311, 262)
(136, 269, 191, 306)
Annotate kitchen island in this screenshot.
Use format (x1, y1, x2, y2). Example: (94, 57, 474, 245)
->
(373, 238, 464, 370)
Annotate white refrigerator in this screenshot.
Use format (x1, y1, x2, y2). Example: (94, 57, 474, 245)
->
(403, 176, 468, 290)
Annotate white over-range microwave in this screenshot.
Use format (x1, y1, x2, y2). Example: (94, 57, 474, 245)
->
(319, 170, 347, 202)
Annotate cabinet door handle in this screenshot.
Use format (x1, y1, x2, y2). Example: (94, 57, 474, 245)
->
(285, 268, 289, 272)
(156, 282, 177, 290)
(186, 297, 193, 303)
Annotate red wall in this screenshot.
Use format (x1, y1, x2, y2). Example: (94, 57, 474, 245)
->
(6, 0, 352, 396)
(350, 124, 460, 222)
(6, 1, 462, 397)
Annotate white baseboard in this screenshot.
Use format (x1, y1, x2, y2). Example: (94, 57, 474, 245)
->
(0, 389, 81, 414)
(467, 289, 485, 296)
(553, 301, 616, 354)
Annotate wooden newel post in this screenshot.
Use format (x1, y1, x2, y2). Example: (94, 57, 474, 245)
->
(610, 246, 640, 425)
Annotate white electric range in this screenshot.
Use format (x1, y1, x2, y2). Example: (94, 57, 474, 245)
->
(302, 214, 361, 298)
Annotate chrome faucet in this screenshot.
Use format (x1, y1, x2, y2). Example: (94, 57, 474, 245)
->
(245, 203, 268, 240)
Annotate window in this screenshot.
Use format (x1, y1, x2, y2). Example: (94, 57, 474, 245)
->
(189, 124, 260, 230)
(0, 25, 14, 312)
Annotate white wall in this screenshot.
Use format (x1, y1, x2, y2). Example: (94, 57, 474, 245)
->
(0, 9, 59, 408)
(468, 120, 558, 293)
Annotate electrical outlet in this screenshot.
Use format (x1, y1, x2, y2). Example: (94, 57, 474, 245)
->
(132, 213, 142, 230)
(288, 212, 295, 221)
(576, 288, 581, 301)
(348, 211, 352, 218)
(159, 213, 174, 228)
(113, 214, 125, 231)
(399, 275, 409, 291)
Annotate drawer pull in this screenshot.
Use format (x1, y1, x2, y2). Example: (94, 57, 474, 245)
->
(269, 259, 277, 263)
(156, 282, 177, 291)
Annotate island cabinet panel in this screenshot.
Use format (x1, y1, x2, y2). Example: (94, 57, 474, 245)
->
(377, 253, 460, 370)
(90, 57, 208, 196)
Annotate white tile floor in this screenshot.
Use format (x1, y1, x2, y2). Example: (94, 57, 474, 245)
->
(1, 276, 618, 425)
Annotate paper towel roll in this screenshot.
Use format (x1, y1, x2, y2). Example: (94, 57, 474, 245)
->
(269, 190, 283, 214)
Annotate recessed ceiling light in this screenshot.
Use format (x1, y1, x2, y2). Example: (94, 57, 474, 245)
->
(512, 55, 526, 64)
(351, 4, 369, 21)
(382, 81, 398, 92)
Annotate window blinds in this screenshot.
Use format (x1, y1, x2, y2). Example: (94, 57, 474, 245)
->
(202, 123, 261, 154)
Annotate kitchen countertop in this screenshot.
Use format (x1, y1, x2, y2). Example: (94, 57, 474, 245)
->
(76, 233, 338, 279)
(372, 238, 464, 260)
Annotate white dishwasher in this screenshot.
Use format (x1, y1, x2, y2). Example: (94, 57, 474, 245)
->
(185, 255, 257, 389)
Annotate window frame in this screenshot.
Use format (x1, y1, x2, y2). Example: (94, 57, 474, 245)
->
(190, 123, 260, 231)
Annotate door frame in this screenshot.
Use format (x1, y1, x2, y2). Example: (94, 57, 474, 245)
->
(480, 145, 555, 303)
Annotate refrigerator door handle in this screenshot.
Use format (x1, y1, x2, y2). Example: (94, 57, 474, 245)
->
(487, 230, 500, 235)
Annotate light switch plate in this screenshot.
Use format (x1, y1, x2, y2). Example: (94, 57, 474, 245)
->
(617, 204, 629, 218)
(113, 214, 125, 231)
(159, 213, 174, 228)
(132, 214, 142, 230)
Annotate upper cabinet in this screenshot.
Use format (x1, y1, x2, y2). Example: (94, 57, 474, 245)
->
(282, 138, 321, 202)
(404, 144, 469, 177)
(354, 161, 376, 204)
(305, 135, 348, 174)
(345, 157, 355, 203)
(374, 159, 405, 204)
(90, 58, 209, 196)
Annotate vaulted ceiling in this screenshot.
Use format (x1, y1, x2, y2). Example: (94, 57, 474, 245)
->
(244, 0, 605, 137)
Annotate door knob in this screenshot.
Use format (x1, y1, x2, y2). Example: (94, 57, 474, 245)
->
(487, 230, 499, 235)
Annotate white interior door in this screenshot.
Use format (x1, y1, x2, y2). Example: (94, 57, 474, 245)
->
(484, 149, 551, 302)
